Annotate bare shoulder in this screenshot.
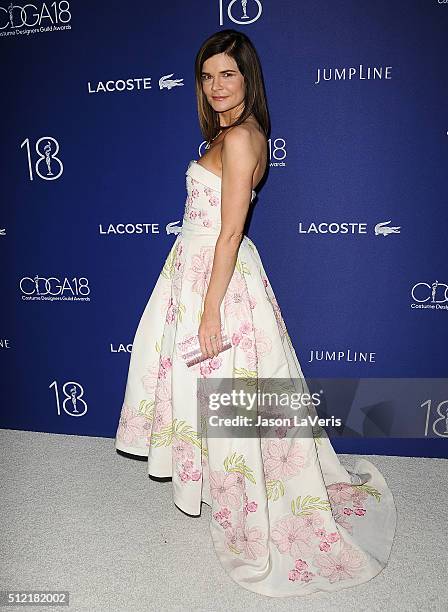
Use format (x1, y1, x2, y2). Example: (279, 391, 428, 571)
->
(222, 122, 267, 185)
(223, 122, 265, 156)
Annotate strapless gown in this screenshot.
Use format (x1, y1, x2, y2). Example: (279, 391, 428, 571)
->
(114, 159, 397, 597)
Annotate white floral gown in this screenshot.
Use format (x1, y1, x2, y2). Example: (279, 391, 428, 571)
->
(115, 159, 397, 597)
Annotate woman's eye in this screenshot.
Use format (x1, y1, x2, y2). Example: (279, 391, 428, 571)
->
(201, 73, 233, 80)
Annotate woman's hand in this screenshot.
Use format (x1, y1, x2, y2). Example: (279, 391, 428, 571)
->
(198, 305, 222, 359)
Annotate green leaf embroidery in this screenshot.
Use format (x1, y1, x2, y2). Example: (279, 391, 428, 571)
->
(233, 367, 257, 380)
(151, 418, 207, 457)
(223, 451, 256, 485)
(161, 244, 177, 279)
(201, 445, 209, 459)
(200, 415, 209, 458)
(266, 479, 285, 501)
(177, 302, 186, 323)
(227, 544, 241, 555)
(291, 495, 331, 516)
(235, 259, 251, 276)
(138, 399, 155, 420)
(245, 239, 257, 255)
(353, 484, 382, 502)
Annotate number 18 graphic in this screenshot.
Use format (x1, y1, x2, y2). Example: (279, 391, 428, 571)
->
(49, 380, 87, 417)
(21, 136, 64, 181)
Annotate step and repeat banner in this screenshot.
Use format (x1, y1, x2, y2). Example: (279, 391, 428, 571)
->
(1, 1, 447, 458)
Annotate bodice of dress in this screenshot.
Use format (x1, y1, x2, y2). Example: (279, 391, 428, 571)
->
(181, 159, 256, 236)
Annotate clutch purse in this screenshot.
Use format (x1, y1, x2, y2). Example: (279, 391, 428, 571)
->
(176, 329, 232, 367)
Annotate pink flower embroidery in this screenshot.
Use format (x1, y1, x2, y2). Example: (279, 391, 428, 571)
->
(240, 321, 253, 335)
(301, 510, 324, 531)
(199, 361, 212, 376)
(268, 293, 287, 337)
(295, 559, 308, 571)
(165, 298, 178, 324)
(327, 482, 355, 506)
(274, 426, 288, 439)
(209, 356, 223, 370)
(232, 332, 242, 346)
(351, 489, 369, 506)
(245, 501, 258, 513)
(209, 471, 242, 508)
(225, 526, 239, 547)
(244, 327, 273, 370)
(141, 363, 161, 395)
(240, 336, 253, 350)
(235, 524, 266, 560)
(152, 385, 172, 432)
(213, 508, 234, 531)
(315, 543, 365, 583)
(186, 246, 214, 295)
(196, 354, 224, 378)
(289, 569, 301, 582)
(327, 532, 340, 543)
(271, 515, 314, 558)
(172, 439, 194, 462)
(172, 246, 185, 300)
(158, 356, 172, 379)
(262, 439, 305, 481)
(116, 404, 148, 445)
(224, 273, 254, 321)
(289, 558, 314, 582)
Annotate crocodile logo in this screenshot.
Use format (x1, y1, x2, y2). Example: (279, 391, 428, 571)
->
(374, 220, 401, 236)
(166, 221, 182, 235)
(159, 74, 184, 90)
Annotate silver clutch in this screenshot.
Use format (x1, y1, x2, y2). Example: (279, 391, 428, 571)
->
(177, 329, 232, 368)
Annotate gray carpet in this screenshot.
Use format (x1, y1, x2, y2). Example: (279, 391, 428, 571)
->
(0, 428, 446, 612)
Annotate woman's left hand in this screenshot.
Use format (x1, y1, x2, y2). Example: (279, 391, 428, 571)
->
(198, 306, 222, 359)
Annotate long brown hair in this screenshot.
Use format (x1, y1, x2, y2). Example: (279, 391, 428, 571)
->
(194, 29, 270, 144)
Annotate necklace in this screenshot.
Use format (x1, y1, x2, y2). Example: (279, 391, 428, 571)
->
(205, 128, 223, 150)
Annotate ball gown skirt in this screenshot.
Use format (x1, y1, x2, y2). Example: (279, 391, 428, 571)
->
(114, 159, 397, 598)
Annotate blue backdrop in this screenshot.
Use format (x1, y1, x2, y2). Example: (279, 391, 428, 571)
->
(1, 0, 447, 458)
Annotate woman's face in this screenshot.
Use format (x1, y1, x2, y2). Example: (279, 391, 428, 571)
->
(201, 52, 245, 116)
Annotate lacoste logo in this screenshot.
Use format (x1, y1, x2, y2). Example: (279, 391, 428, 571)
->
(159, 74, 184, 90)
(374, 220, 401, 236)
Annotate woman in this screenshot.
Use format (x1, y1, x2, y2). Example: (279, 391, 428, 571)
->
(115, 29, 397, 597)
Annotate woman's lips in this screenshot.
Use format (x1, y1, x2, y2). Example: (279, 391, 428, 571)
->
(212, 96, 227, 100)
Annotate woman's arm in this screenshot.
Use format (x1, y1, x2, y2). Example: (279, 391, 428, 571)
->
(198, 126, 258, 358)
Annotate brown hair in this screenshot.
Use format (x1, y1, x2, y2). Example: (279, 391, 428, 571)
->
(194, 29, 270, 144)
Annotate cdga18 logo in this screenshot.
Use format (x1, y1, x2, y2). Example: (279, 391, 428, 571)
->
(20, 276, 90, 300)
(0, 2, 71, 29)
